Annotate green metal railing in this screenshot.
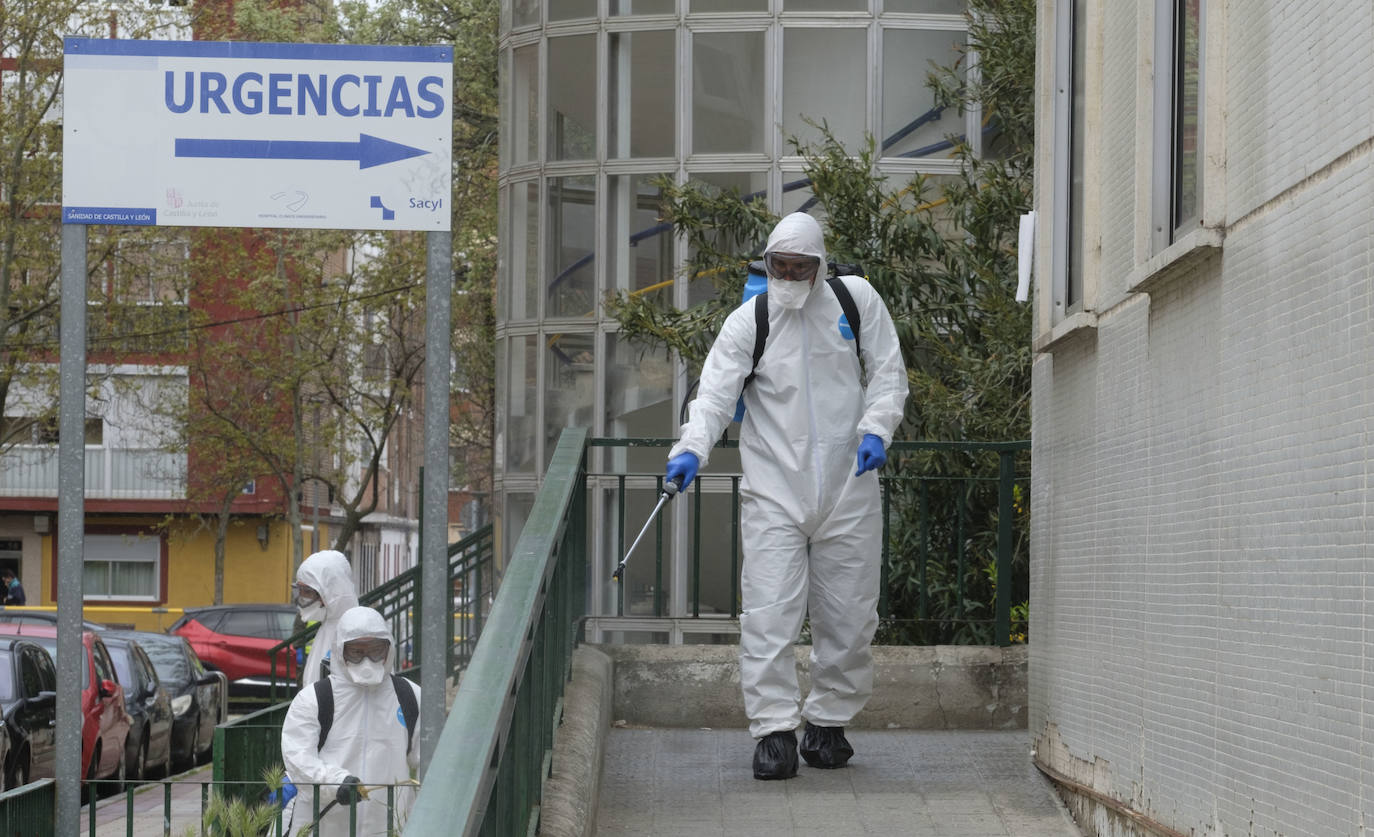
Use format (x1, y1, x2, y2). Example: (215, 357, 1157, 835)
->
(0, 778, 53, 835)
(76, 776, 416, 836)
(405, 427, 588, 837)
(590, 437, 1030, 646)
(265, 524, 496, 702)
(211, 701, 292, 804)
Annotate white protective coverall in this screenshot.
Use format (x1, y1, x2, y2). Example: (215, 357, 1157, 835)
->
(281, 606, 419, 836)
(296, 550, 360, 686)
(669, 212, 908, 738)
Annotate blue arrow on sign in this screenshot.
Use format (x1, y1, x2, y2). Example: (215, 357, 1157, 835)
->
(174, 134, 429, 169)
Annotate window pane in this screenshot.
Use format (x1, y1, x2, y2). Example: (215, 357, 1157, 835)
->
(269, 611, 296, 639)
(783, 28, 866, 152)
(611, 0, 674, 13)
(692, 31, 766, 154)
(881, 28, 966, 158)
(112, 561, 155, 597)
(548, 35, 597, 161)
(785, 0, 864, 10)
(1173, 0, 1201, 229)
(504, 181, 540, 321)
(501, 492, 535, 563)
(513, 0, 539, 27)
(546, 175, 596, 318)
(499, 49, 511, 171)
(609, 31, 676, 159)
(495, 337, 508, 473)
(884, 0, 965, 12)
(108, 646, 134, 690)
(1068, 0, 1085, 307)
(607, 174, 673, 304)
(780, 175, 820, 219)
(511, 46, 539, 166)
(221, 611, 268, 637)
(84, 561, 110, 596)
(684, 171, 769, 307)
(691, 0, 765, 9)
(604, 333, 674, 446)
(543, 332, 595, 470)
(506, 335, 538, 475)
(549, 0, 595, 20)
(140, 639, 190, 684)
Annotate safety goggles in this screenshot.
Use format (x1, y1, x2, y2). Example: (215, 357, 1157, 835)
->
(291, 583, 322, 609)
(764, 252, 821, 283)
(341, 637, 391, 665)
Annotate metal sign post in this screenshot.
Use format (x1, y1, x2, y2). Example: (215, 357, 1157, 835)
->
(419, 230, 451, 775)
(58, 37, 455, 826)
(55, 223, 88, 837)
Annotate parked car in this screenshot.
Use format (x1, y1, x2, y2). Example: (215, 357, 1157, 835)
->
(0, 637, 54, 789)
(0, 608, 106, 631)
(100, 634, 174, 781)
(168, 604, 299, 695)
(112, 631, 225, 770)
(0, 624, 130, 785)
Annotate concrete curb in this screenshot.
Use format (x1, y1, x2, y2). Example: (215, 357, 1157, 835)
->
(602, 643, 1027, 730)
(538, 646, 613, 837)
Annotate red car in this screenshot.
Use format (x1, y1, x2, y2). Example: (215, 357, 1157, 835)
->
(0, 624, 130, 784)
(169, 604, 299, 689)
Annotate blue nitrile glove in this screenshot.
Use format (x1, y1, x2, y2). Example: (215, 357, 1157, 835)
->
(266, 779, 298, 809)
(665, 452, 700, 491)
(855, 434, 887, 476)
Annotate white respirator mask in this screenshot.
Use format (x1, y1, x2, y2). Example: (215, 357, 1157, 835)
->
(767, 277, 812, 310)
(349, 658, 387, 686)
(298, 601, 325, 623)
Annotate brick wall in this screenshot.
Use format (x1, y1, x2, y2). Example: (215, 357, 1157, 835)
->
(1032, 2, 1374, 834)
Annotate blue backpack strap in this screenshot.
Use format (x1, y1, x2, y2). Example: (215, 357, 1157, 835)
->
(742, 292, 769, 389)
(313, 678, 334, 752)
(826, 276, 862, 362)
(391, 674, 419, 756)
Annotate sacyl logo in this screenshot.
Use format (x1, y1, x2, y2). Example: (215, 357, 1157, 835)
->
(370, 196, 394, 221)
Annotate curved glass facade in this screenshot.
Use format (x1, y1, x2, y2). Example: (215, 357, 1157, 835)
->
(496, 1, 969, 640)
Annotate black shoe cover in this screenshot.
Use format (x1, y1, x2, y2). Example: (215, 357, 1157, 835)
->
(752, 729, 799, 780)
(800, 724, 854, 769)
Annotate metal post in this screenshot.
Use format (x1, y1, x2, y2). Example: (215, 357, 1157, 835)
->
(56, 222, 87, 836)
(995, 451, 1015, 646)
(418, 229, 452, 775)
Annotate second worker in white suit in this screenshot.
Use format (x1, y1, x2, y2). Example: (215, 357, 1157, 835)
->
(281, 605, 420, 835)
(666, 212, 908, 779)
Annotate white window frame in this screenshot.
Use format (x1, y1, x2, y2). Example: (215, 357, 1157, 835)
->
(83, 533, 160, 602)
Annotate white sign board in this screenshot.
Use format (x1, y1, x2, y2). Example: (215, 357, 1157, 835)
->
(62, 38, 452, 231)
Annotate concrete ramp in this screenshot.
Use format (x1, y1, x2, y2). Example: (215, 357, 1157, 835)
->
(597, 728, 1080, 836)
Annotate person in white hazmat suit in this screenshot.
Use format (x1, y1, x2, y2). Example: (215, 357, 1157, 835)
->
(281, 605, 419, 835)
(666, 212, 908, 780)
(293, 550, 360, 686)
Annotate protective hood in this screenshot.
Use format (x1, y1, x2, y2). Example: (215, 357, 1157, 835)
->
(296, 550, 360, 615)
(763, 212, 828, 306)
(331, 605, 395, 686)
(296, 550, 360, 686)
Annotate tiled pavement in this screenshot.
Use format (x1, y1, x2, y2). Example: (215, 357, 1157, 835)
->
(597, 729, 1082, 837)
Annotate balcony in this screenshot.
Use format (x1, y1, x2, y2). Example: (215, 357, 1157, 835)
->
(0, 446, 186, 500)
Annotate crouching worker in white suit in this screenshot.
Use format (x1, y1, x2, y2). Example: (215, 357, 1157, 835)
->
(281, 606, 420, 835)
(666, 212, 908, 780)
